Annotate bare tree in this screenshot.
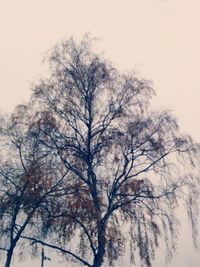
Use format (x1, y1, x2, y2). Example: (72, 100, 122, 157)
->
(0, 106, 75, 267)
(1, 36, 200, 267)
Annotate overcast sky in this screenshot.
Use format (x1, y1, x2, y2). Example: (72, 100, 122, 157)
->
(1, 0, 200, 266)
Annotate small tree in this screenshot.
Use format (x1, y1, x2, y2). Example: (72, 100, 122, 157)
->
(0, 106, 75, 267)
(1, 36, 200, 267)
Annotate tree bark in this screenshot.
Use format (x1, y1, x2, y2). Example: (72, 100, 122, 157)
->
(92, 225, 106, 267)
(4, 247, 14, 267)
(92, 249, 105, 267)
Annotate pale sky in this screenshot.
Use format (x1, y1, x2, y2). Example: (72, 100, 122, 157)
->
(0, 0, 200, 266)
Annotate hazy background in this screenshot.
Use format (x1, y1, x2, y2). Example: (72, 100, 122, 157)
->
(0, 0, 200, 266)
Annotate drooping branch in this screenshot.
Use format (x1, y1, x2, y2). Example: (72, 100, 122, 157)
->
(21, 236, 92, 267)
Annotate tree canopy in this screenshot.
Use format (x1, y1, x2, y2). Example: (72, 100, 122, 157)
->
(0, 36, 200, 267)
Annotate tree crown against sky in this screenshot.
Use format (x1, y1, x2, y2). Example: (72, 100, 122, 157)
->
(0, 35, 200, 267)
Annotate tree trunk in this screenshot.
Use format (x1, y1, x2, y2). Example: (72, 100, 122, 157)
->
(4, 248, 14, 267)
(92, 225, 106, 267)
(92, 250, 105, 267)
